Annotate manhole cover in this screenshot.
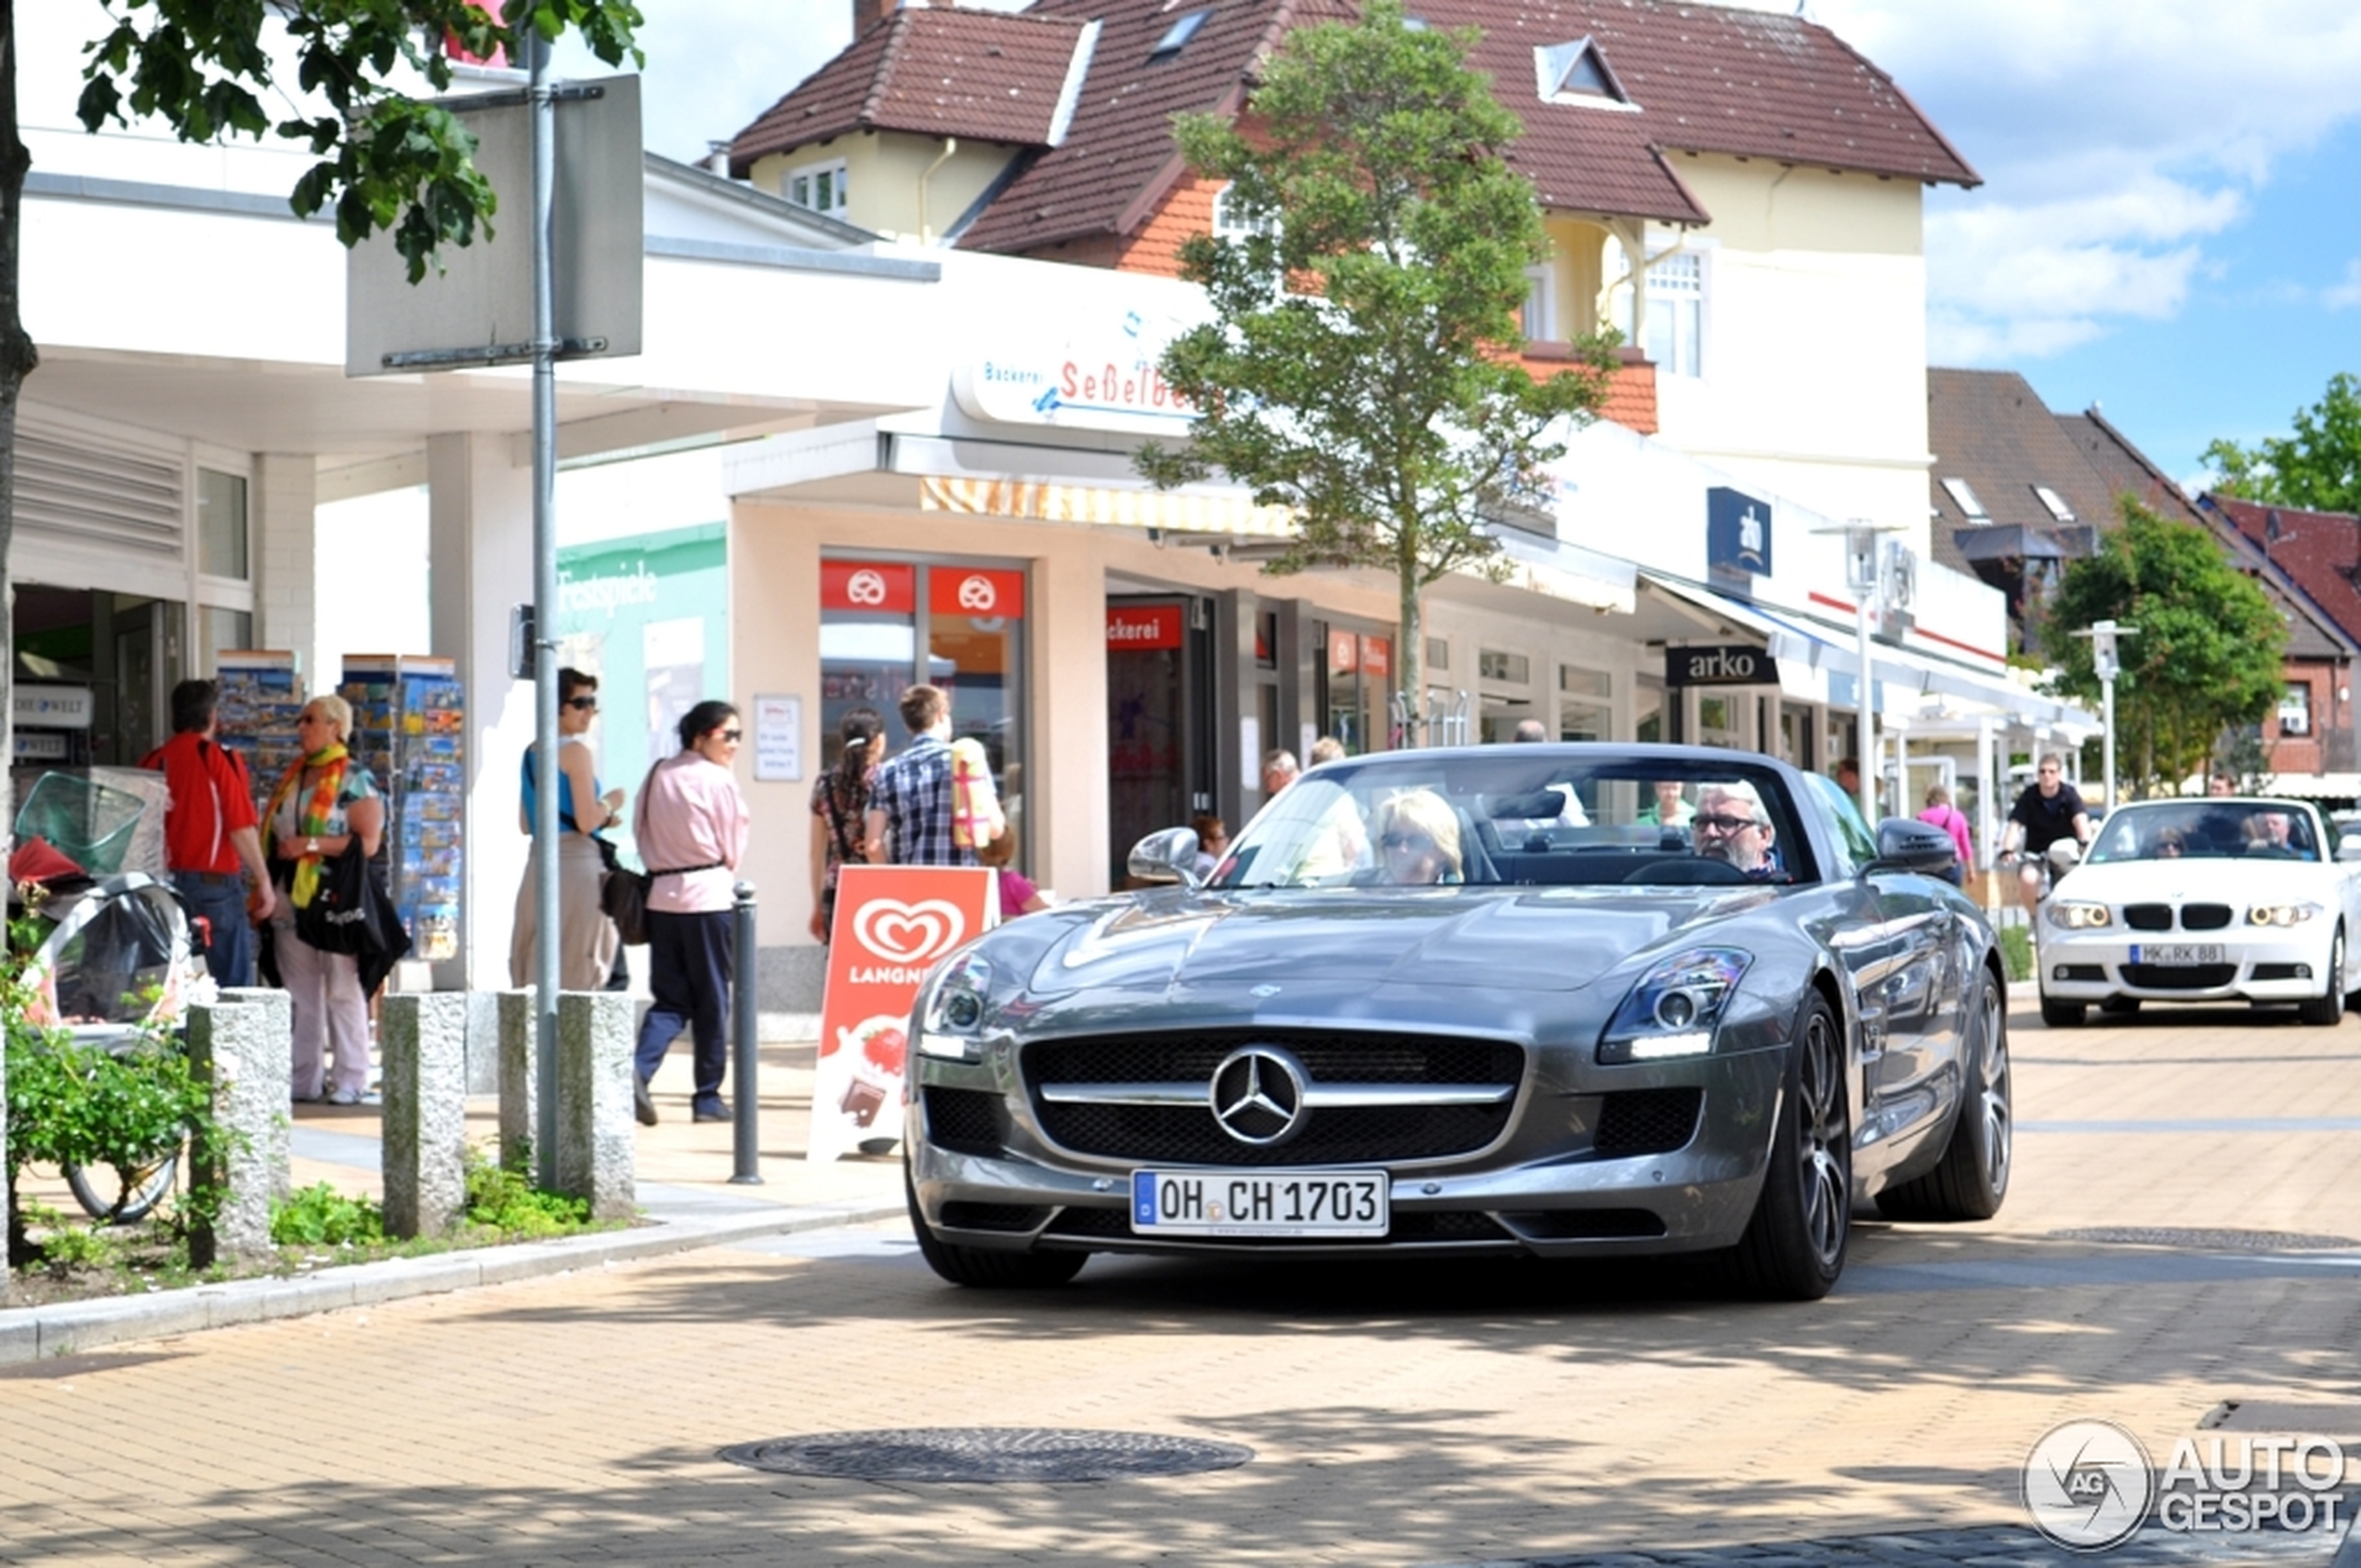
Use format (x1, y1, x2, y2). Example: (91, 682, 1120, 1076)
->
(719, 1428, 1254, 1483)
(2051, 1226, 2360, 1251)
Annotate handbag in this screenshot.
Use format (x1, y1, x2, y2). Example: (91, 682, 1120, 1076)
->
(600, 846, 653, 947)
(293, 843, 413, 992)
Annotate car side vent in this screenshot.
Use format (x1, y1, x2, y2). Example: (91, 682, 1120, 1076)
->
(1594, 1087, 1702, 1156)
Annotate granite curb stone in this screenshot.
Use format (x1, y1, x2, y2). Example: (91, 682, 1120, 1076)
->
(0, 1197, 904, 1364)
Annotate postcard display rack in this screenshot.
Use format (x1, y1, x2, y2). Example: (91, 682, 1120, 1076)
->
(340, 656, 465, 965)
(212, 651, 307, 817)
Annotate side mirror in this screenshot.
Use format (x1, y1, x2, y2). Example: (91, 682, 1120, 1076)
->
(1866, 817, 1957, 876)
(1127, 826, 1203, 888)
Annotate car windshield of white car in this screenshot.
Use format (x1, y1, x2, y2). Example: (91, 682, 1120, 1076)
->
(2087, 803, 2320, 863)
(1215, 756, 1811, 889)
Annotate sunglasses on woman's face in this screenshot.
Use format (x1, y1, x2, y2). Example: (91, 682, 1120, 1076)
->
(566, 696, 599, 712)
(716, 728, 744, 743)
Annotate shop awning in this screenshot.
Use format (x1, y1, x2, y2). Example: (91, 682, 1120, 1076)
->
(1639, 573, 2098, 731)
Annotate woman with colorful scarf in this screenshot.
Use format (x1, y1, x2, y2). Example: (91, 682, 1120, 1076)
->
(264, 694, 386, 1104)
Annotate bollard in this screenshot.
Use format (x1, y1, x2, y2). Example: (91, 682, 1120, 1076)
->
(186, 999, 283, 1266)
(555, 992, 637, 1219)
(495, 988, 537, 1173)
(731, 880, 761, 1184)
(382, 993, 470, 1237)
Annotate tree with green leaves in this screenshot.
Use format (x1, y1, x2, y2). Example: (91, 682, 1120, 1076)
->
(2204, 371, 2361, 515)
(1135, 0, 1615, 745)
(2039, 496, 2287, 797)
(0, 0, 642, 835)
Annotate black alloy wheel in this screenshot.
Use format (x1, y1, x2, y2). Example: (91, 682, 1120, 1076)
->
(1722, 993, 1851, 1300)
(1879, 967, 2011, 1221)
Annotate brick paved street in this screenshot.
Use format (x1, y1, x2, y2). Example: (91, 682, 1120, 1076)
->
(4, 997, 2359, 1568)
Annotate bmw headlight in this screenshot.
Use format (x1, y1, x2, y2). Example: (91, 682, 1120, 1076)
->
(918, 953, 994, 1061)
(2046, 901, 2114, 929)
(1598, 948, 1751, 1064)
(2248, 902, 2322, 927)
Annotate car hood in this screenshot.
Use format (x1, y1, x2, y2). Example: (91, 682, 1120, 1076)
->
(2056, 859, 2339, 903)
(1026, 885, 1786, 995)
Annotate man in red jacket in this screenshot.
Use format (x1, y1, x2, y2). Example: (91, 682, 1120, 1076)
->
(141, 679, 275, 986)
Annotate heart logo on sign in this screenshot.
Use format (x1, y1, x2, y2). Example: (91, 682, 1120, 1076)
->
(956, 574, 997, 613)
(852, 899, 968, 965)
(847, 569, 888, 606)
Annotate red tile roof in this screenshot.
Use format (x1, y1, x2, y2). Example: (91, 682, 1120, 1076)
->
(733, 0, 1975, 253)
(729, 7, 1091, 173)
(2205, 494, 2361, 658)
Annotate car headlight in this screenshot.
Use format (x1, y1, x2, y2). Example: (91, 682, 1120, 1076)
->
(2046, 901, 2113, 929)
(1598, 948, 1751, 1064)
(2248, 902, 2322, 927)
(918, 953, 993, 1060)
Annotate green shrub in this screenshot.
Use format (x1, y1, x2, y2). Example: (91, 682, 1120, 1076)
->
(464, 1151, 592, 1237)
(270, 1182, 385, 1247)
(1998, 926, 2033, 983)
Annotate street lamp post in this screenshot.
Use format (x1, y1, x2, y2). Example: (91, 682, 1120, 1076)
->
(2072, 620, 2138, 810)
(1814, 520, 1902, 827)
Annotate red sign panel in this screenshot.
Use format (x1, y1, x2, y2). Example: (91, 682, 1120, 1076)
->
(1328, 628, 1359, 674)
(822, 560, 915, 614)
(930, 567, 1026, 618)
(811, 864, 997, 1163)
(1106, 604, 1183, 651)
(1362, 636, 1392, 680)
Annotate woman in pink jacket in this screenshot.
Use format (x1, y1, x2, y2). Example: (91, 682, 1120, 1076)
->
(1919, 782, 1974, 886)
(629, 701, 750, 1126)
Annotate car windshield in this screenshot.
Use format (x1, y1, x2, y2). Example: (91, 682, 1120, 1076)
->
(2085, 801, 2321, 864)
(1211, 752, 1815, 889)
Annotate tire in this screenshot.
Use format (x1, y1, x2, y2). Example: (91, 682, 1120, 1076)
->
(2097, 996, 2141, 1016)
(1878, 968, 2011, 1221)
(2299, 929, 2346, 1027)
(2038, 995, 2085, 1028)
(1720, 994, 1851, 1300)
(905, 1168, 1087, 1288)
(65, 1145, 182, 1225)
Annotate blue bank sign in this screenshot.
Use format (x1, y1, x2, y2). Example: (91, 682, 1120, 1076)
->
(1707, 486, 1772, 575)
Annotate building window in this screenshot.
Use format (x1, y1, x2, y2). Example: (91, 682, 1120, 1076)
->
(1425, 637, 1448, 673)
(1150, 8, 1211, 60)
(2033, 485, 2077, 524)
(1606, 242, 1703, 377)
(197, 468, 248, 580)
(1558, 665, 1609, 697)
(787, 159, 849, 218)
(1522, 265, 1556, 341)
(1479, 650, 1529, 684)
(2280, 682, 2312, 736)
(1941, 477, 1989, 522)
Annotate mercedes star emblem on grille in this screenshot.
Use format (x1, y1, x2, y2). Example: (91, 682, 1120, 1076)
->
(1209, 1046, 1308, 1146)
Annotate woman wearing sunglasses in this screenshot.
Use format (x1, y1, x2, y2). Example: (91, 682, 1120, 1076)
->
(1372, 789, 1464, 886)
(510, 666, 627, 993)
(631, 700, 751, 1125)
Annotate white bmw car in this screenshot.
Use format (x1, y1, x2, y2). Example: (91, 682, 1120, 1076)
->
(2037, 797, 2361, 1026)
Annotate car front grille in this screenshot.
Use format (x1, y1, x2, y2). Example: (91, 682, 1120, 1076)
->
(2123, 903, 2235, 932)
(940, 1203, 1049, 1233)
(2124, 903, 2172, 931)
(2122, 963, 2238, 989)
(2182, 903, 2233, 930)
(1041, 1206, 1514, 1245)
(1023, 1029, 1523, 1166)
(1497, 1208, 1668, 1239)
(1593, 1088, 1702, 1156)
(923, 1087, 1007, 1156)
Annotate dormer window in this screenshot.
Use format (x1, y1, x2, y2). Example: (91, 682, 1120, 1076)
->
(1534, 36, 1634, 110)
(2033, 485, 2077, 523)
(786, 157, 850, 218)
(1942, 478, 1989, 521)
(1151, 8, 1211, 60)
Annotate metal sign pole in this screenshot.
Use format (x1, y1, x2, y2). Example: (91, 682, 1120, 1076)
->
(529, 27, 562, 1192)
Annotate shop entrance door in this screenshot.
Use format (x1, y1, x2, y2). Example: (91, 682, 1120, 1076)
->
(1106, 597, 1215, 884)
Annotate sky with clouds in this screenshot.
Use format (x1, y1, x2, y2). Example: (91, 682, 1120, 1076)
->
(587, 0, 2361, 482)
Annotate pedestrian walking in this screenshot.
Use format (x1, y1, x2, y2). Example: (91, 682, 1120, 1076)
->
(140, 678, 274, 987)
(262, 695, 383, 1104)
(810, 705, 885, 942)
(508, 666, 626, 992)
(864, 685, 977, 867)
(1918, 782, 1974, 885)
(631, 701, 750, 1126)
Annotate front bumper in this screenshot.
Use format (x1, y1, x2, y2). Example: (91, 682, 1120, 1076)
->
(2038, 927, 2330, 1004)
(907, 1039, 1789, 1261)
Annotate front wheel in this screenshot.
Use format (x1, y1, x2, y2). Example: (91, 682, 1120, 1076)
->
(65, 1145, 183, 1224)
(1878, 968, 2011, 1221)
(905, 1168, 1087, 1289)
(1720, 994, 1851, 1300)
(2299, 929, 2346, 1027)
